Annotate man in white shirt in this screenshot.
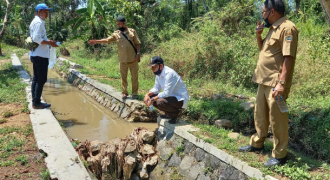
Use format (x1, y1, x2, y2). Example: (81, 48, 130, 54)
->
(29, 3, 58, 109)
(144, 56, 189, 124)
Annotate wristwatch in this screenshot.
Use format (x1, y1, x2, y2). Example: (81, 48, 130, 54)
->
(151, 97, 154, 102)
(137, 52, 140, 55)
(279, 80, 285, 85)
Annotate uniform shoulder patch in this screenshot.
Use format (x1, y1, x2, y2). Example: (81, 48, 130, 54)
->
(286, 35, 293, 43)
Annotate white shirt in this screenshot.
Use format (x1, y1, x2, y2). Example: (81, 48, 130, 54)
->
(150, 66, 190, 108)
(29, 16, 49, 58)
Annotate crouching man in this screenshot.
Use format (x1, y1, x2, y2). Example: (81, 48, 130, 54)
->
(144, 56, 189, 124)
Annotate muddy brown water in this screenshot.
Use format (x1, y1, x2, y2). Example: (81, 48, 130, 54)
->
(22, 55, 157, 142)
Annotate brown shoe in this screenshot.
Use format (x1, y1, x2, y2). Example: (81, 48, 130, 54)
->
(122, 94, 128, 99)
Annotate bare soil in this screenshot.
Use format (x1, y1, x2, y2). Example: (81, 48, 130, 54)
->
(0, 103, 48, 180)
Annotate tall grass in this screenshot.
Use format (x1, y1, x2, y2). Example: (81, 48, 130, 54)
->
(63, 3, 330, 161)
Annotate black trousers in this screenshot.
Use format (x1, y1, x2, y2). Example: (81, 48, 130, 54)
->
(153, 96, 183, 118)
(31, 56, 48, 105)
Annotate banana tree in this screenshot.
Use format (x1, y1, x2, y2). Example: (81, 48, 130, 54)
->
(64, 0, 141, 40)
(64, 0, 114, 40)
(7, 5, 26, 46)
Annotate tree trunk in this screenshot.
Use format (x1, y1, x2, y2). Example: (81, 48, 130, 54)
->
(0, 0, 13, 56)
(295, 0, 301, 13)
(319, 0, 330, 27)
(49, 12, 51, 29)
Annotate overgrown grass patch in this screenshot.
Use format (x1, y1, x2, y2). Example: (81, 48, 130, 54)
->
(0, 43, 27, 60)
(0, 62, 27, 104)
(193, 124, 330, 180)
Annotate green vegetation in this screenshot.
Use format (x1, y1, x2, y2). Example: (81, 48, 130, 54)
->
(40, 168, 51, 180)
(16, 155, 29, 165)
(60, 0, 330, 163)
(0, 45, 28, 104)
(0, 119, 7, 124)
(194, 124, 330, 179)
(2, 111, 14, 118)
(1, 0, 330, 179)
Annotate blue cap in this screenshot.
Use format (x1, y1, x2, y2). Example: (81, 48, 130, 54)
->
(35, 3, 53, 12)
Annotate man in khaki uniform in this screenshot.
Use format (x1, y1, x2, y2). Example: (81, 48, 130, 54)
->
(238, 0, 298, 167)
(89, 17, 141, 99)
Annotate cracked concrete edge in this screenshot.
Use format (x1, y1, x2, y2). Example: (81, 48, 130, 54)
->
(11, 54, 92, 180)
(67, 68, 145, 108)
(58, 57, 83, 69)
(157, 117, 278, 180)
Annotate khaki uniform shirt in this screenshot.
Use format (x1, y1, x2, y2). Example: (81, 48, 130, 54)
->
(106, 28, 141, 63)
(252, 16, 298, 88)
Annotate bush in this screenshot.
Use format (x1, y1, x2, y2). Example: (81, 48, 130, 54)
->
(187, 96, 254, 133)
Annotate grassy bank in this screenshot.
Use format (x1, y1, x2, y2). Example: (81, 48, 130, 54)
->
(0, 44, 50, 180)
(62, 13, 330, 161)
(52, 5, 330, 179)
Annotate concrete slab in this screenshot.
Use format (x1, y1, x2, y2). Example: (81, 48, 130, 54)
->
(11, 54, 92, 180)
(157, 117, 277, 180)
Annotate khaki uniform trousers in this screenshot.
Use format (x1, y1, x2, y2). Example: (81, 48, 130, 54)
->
(119, 61, 139, 95)
(250, 84, 289, 159)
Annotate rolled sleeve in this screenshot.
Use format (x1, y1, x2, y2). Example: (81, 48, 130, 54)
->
(281, 27, 298, 57)
(133, 30, 141, 45)
(106, 34, 117, 44)
(31, 22, 44, 44)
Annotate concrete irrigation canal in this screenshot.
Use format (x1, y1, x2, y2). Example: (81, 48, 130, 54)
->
(12, 53, 276, 180)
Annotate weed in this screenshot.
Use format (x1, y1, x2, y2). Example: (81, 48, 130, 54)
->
(0, 151, 10, 158)
(176, 144, 184, 153)
(40, 168, 51, 180)
(2, 111, 14, 118)
(16, 155, 29, 165)
(0, 119, 7, 124)
(0, 160, 15, 167)
(21, 101, 30, 113)
(203, 166, 214, 174)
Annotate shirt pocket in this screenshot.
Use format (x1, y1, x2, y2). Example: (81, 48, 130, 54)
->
(267, 38, 277, 46)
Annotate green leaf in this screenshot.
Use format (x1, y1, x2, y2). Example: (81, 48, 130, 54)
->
(72, 18, 85, 33)
(63, 17, 81, 28)
(87, 0, 94, 18)
(76, 8, 87, 14)
(94, 0, 106, 19)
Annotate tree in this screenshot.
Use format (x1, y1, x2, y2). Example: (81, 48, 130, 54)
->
(0, 0, 15, 56)
(319, 0, 330, 26)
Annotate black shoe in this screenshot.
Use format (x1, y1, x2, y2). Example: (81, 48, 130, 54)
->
(238, 144, 264, 152)
(132, 95, 138, 99)
(168, 118, 178, 124)
(33, 103, 51, 109)
(264, 156, 287, 167)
